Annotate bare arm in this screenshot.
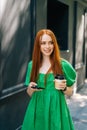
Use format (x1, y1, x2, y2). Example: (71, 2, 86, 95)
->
(63, 86, 73, 96)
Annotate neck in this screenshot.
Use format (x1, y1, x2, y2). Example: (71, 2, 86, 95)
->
(43, 56, 50, 62)
(39, 56, 51, 74)
(42, 56, 50, 64)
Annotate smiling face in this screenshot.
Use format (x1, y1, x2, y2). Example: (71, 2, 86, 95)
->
(40, 34, 54, 57)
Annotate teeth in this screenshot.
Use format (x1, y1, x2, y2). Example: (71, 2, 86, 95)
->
(45, 51, 50, 53)
(44, 50, 50, 52)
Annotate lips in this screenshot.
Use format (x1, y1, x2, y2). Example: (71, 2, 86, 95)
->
(44, 49, 51, 53)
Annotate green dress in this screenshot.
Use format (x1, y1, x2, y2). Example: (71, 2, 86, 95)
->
(21, 59, 76, 130)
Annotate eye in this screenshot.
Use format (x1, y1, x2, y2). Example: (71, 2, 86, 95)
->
(40, 41, 46, 45)
(40, 41, 54, 45)
(48, 41, 54, 44)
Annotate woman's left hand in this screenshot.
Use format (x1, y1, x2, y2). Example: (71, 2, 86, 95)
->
(54, 79, 66, 90)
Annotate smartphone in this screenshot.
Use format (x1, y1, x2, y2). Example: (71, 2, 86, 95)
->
(31, 85, 44, 89)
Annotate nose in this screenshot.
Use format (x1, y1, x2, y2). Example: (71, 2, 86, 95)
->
(45, 42, 49, 48)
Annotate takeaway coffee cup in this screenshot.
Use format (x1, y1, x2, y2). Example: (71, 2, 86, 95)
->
(54, 74, 65, 90)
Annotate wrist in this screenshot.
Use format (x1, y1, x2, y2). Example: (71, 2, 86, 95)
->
(62, 86, 67, 92)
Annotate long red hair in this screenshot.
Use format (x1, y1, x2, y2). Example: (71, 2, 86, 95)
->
(30, 29, 63, 82)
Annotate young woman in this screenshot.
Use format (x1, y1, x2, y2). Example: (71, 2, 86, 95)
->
(21, 29, 76, 130)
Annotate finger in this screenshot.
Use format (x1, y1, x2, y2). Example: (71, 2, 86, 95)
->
(62, 80, 66, 83)
(29, 82, 37, 87)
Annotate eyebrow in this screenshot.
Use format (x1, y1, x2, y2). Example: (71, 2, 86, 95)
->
(41, 40, 53, 42)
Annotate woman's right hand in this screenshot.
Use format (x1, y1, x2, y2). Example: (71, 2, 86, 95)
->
(26, 82, 40, 97)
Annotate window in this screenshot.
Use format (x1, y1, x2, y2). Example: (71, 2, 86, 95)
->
(47, 0, 69, 50)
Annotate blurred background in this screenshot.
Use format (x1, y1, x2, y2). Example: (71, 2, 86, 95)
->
(0, 0, 87, 129)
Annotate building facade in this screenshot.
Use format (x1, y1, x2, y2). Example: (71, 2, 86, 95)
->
(0, 0, 87, 129)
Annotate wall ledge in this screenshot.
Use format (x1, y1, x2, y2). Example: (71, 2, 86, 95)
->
(0, 83, 27, 101)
